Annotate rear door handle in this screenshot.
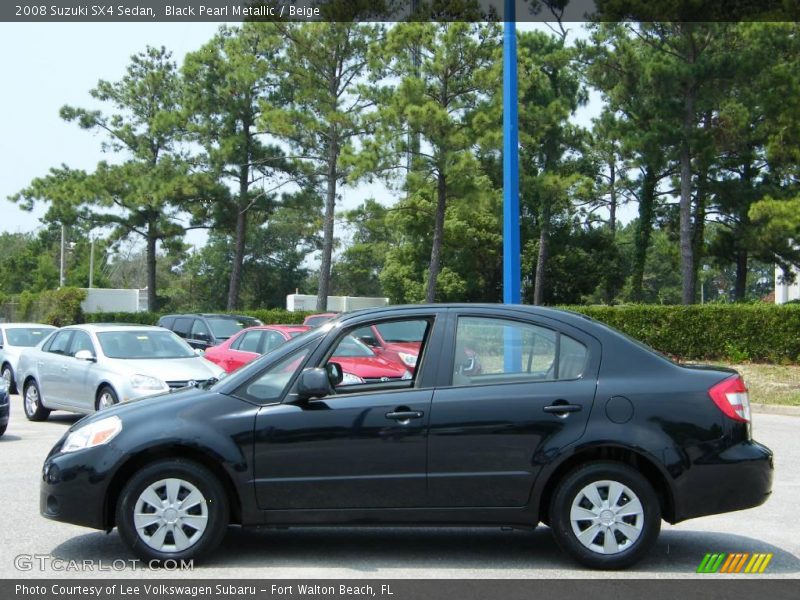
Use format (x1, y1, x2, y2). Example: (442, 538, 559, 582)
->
(543, 403, 582, 414)
(385, 411, 424, 421)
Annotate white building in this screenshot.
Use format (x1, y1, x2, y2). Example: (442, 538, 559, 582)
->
(775, 266, 800, 304)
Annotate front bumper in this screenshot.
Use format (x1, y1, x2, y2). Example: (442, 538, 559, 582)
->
(40, 442, 123, 531)
(672, 440, 773, 523)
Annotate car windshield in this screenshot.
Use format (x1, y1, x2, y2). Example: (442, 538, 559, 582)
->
(305, 315, 334, 327)
(97, 331, 196, 359)
(206, 317, 258, 340)
(332, 335, 375, 357)
(5, 327, 55, 347)
(376, 321, 427, 343)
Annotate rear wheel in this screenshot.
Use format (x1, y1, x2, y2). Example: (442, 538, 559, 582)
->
(2, 364, 15, 395)
(116, 459, 229, 563)
(549, 461, 661, 570)
(23, 380, 50, 422)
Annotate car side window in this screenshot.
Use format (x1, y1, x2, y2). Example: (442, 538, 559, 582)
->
(159, 316, 175, 330)
(238, 331, 263, 354)
(172, 318, 191, 338)
(0, 330, 4, 346)
(263, 331, 286, 354)
(46, 331, 73, 356)
(450, 317, 588, 387)
(324, 318, 430, 390)
(69, 331, 95, 357)
(191, 319, 212, 342)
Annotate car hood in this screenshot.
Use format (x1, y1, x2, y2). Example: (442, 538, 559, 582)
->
(384, 341, 421, 355)
(104, 356, 225, 382)
(333, 356, 409, 378)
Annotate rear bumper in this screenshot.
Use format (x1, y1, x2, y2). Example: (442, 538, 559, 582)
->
(672, 440, 773, 523)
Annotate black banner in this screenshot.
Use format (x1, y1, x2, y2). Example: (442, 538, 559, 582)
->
(2, 0, 799, 23)
(5, 580, 800, 600)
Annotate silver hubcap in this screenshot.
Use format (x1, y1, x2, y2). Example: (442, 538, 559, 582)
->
(2, 368, 11, 387)
(99, 392, 115, 409)
(25, 386, 39, 415)
(570, 479, 644, 555)
(133, 478, 209, 553)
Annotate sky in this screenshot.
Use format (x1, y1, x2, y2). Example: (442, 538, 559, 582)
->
(0, 21, 607, 252)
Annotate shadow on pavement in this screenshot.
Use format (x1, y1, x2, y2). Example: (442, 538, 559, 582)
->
(49, 526, 800, 575)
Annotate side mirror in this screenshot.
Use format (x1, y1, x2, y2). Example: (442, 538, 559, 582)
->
(74, 350, 96, 362)
(297, 368, 332, 400)
(325, 361, 344, 386)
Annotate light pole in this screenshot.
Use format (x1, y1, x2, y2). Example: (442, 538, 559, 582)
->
(59, 224, 66, 288)
(503, 0, 521, 305)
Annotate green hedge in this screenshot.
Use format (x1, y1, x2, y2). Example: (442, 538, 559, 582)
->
(83, 309, 312, 327)
(565, 304, 800, 364)
(80, 304, 800, 364)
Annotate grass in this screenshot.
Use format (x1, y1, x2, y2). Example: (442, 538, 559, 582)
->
(720, 363, 800, 407)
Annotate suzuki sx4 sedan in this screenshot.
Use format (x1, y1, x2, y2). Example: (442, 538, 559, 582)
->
(40, 305, 773, 569)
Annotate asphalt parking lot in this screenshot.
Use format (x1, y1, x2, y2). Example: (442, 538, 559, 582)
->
(1, 393, 798, 580)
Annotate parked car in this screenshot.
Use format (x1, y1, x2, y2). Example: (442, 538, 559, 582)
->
(302, 312, 338, 328)
(0, 376, 8, 437)
(18, 324, 224, 421)
(0, 323, 57, 393)
(158, 314, 263, 351)
(40, 304, 772, 569)
(204, 325, 310, 373)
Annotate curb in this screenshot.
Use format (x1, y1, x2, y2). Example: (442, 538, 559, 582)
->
(751, 403, 800, 417)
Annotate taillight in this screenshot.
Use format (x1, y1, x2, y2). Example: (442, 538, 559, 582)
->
(708, 375, 751, 423)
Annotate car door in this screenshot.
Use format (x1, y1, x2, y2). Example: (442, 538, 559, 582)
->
(251, 314, 442, 511)
(427, 311, 601, 508)
(38, 330, 74, 405)
(227, 330, 262, 371)
(62, 331, 98, 410)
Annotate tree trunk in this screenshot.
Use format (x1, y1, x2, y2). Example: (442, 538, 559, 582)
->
(734, 156, 754, 302)
(145, 228, 157, 312)
(679, 88, 696, 305)
(533, 199, 551, 306)
(426, 171, 447, 303)
(316, 133, 338, 312)
(227, 159, 250, 311)
(631, 166, 657, 302)
(734, 249, 748, 300)
(608, 155, 617, 234)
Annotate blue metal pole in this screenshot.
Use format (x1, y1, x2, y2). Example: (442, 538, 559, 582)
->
(503, 0, 521, 306)
(503, 0, 521, 372)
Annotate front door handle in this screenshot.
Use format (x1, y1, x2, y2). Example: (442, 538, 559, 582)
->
(385, 410, 424, 421)
(543, 403, 582, 414)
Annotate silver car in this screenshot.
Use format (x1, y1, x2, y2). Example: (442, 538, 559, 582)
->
(0, 323, 57, 394)
(17, 324, 225, 421)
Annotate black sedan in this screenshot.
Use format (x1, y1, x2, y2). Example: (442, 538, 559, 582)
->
(40, 304, 773, 569)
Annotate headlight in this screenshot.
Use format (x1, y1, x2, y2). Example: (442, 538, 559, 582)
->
(130, 374, 167, 391)
(61, 416, 122, 454)
(397, 352, 418, 368)
(341, 372, 365, 385)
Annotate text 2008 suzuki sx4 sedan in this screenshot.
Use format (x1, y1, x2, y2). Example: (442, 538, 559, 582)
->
(40, 305, 773, 569)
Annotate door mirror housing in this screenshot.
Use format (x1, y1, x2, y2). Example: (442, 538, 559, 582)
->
(74, 350, 96, 362)
(297, 368, 332, 400)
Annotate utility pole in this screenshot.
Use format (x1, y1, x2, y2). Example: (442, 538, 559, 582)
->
(503, 0, 520, 305)
(89, 236, 95, 289)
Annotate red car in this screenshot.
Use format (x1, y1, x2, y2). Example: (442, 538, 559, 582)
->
(204, 325, 310, 373)
(330, 335, 411, 385)
(302, 312, 339, 327)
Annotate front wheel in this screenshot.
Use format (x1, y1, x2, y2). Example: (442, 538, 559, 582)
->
(96, 386, 119, 411)
(549, 461, 661, 570)
(116, 459, 229, 563)
(23, 380, 50, 422)
(2, 365, 16, 395)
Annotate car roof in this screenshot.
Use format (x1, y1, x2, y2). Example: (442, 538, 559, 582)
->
(161, 313, 258, 320)
(64, 324, 167, 332)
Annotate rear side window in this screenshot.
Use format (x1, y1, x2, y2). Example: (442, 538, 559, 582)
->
(450, 317, 588, 386)
(237, 331, 263, 353)
(159, 316, 175, 330)
(172, 318, 192, 338)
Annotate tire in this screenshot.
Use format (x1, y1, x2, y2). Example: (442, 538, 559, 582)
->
(23, 380, 51, 422)
(116, 459, 229, 563)
(2, 364, 16, 395)
(549, 461, 661, 570)
(95, 385, 119, 411)
(0, 423, 6, 437)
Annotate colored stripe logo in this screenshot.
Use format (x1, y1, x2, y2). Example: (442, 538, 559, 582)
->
(697, 552, 773, 574)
